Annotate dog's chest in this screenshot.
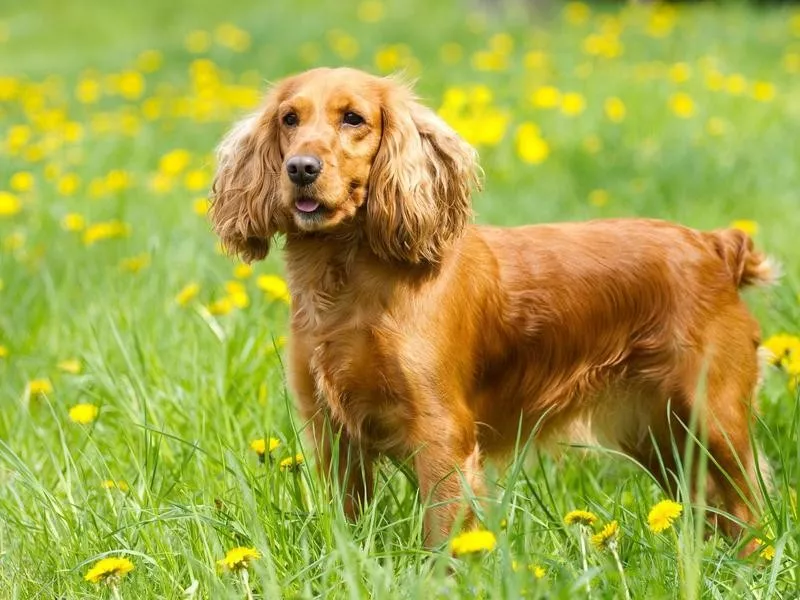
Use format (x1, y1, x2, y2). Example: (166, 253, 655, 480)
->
(306, 330, 414, 453)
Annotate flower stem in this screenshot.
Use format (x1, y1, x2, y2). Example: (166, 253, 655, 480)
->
(240, 568, 254, 600)
(579, 527, 591, 593)
(610, 544, 631, 600)
(110, 584, 123, 600)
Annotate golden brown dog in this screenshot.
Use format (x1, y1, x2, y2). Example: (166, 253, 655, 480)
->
(210, 67, 774, 546)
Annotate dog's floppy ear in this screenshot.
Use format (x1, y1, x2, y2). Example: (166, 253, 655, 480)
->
(366, 79, 480, 264)
(210, 87, 285, 262)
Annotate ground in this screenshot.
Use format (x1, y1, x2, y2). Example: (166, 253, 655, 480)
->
(1, 0, 799, 598)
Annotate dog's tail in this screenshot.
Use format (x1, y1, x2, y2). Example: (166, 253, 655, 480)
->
(707, 228, 779, 289)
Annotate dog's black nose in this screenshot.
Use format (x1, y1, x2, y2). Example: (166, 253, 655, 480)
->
(286, 155, 322, 186)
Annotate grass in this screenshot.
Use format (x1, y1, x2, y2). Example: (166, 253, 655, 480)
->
(1, 0, 799, 597)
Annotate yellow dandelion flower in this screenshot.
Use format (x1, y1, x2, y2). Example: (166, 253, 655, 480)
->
(69, 403, 99, 425)
(185, 30, 211, 53)
(10, 171, 34, 192)
(4, 232, 25, 251)
(0, 191, 21, 217)
(101, 479, 129, 492)
(118, 70, 145, 100)
(250, 437, 281, 456)
(523, 51, 547, 70)
(57, 358, 82, 374)
(184, 169, 210, 191)
(563, 2, 590, 25)
(784, 52, 800, 74)
(531, 565, 546, 579)
(82, 221, 130, 245)
(530, 86, 561, 109)
(669, 92, 695, 118)
(141, 97, 162, 120)
(105, 170, 132, 193)
(374, 45, 403, 73)
(706, 117, 728, 137)
(279, 453, 305, 471)
(88, 178, 107, 198)
(604, 97, 626, 123)
(23, 145, 45, 163)
(591, 520, 619, 549)
(515, 123, 550, 165)
(256, 275, 290, 303)
(119, 254, 150, 273)
(214, 23, 251, 52)
(192, 198, 210, 216)
(647, 499, 683, 533)
(357, 0, 384, 23)
(588, 189, 610, 208)
(63, 122, 84, 143)
(725, 74, 747, 96)
(450, 529, 497, 556)
(207, 297, 234, 316)
(489, 33, 514, 55)
(150, 173, 173, 194)
(703, 70, 725, 92)
(225, 280, 246, 296)
(756, 538, 775, 561)
(668, 62, 692, 84)
(6, 124, 31, 151)
(752, 81, 776, 103)
(28, 379, 53, 396)
(84, 557, 134, 584)
(471, 50, 507, 72)
(228, 289, 249, 309)
(0, 345, 8, 359)
(217, 546, 260, 571)
(327, 29, 359, 59)
(75, 77, 101, 104)
(762, 334, 800, 366)
(564, 509, 598, 526)
(647, 6, 677, 38)
(582, 33, 622, 59)
(57, 173, 81, 196)
(560, 92, 586, 116)
(135, 50, 163, 73)
(730, 219, 758, 236)
(175, 282, 200, 306)
(159, 149, 192, 176)
(62, 213, 85, 232)
(234, 264, 253, 279)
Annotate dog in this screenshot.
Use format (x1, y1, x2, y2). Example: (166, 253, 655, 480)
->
(210, 67, 773, 546)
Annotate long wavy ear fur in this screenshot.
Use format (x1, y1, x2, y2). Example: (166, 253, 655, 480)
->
(210, 88, 284, 263)
(366, 79, 481, 264)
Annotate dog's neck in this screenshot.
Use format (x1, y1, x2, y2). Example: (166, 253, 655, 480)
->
(282, 230, 440, 331)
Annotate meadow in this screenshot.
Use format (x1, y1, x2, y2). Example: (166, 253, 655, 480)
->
(1, 0, 799, 597)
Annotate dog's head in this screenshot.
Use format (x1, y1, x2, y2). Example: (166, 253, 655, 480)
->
(210, 67, 480, 263)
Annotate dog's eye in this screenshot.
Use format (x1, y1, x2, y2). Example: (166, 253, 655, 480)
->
(283, 112, 299, 127)
(343, 111, 364, 126)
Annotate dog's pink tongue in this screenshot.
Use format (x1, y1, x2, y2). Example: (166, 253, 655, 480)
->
(295, 198, 320, 213)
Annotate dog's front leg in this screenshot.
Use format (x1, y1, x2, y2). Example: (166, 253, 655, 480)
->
(288, 348, 374, 520)
(413, 422, 485, 547)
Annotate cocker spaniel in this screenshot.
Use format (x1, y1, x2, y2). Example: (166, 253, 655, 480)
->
(210, 67, 774, 547)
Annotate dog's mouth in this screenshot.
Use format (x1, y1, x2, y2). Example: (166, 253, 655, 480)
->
(294, 197, 329, 218)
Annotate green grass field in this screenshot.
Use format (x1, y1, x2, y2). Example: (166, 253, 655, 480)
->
(1, 0, 799, 597)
